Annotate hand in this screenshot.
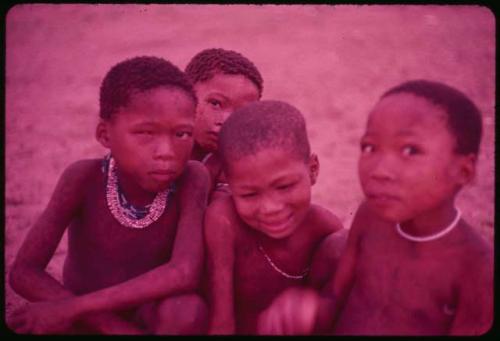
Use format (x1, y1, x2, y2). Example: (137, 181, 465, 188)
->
(257, 287, 319, 335)
(9, 299, 78, 334)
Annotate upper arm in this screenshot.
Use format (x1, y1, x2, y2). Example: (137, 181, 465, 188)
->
(11, 160, 91, 271)
(204, 197, 237, 333)
(169, 161, 210, 278)
(449, 245, 493, 335)
(331, 201, 369, 300)
(308, 207, 346, 290)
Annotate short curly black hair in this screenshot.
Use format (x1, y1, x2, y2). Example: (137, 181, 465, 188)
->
(99, 56, 197, 120)
(185, 48, 263, 97)
(381, 79, 482, 155)
(219, 100, 310, 172)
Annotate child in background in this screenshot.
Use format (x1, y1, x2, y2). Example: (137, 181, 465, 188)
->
(185, 48, 263, 196)
(258, 80, 493, 336)
(9, 56, 209, 335)
(204, 100, 346, 334)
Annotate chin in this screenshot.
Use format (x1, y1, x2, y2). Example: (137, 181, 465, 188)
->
(366, 202, 405, 223)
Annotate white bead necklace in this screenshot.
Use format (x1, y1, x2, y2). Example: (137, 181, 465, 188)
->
(106, 156, 172, 229)
(258, 244, 309, 280)
(396, 208, 462, 242)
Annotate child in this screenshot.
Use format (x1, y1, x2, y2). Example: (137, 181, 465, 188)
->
(9, 56, 210, 335)
(258, 80, 493, 336)
(203, 100, 346, 334)
(184, 48, 263, 195)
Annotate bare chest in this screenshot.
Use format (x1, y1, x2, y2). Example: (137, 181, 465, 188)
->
(340, 225, 459, 334)
(64, 179, 180, 293)
(233, 235, 311, 333)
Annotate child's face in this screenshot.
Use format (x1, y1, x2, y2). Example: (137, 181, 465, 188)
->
(193, 73, 260, 153)
(358, 93, 470, 223)
(98, 87, 195, 194)
(227, 148, 318, 239)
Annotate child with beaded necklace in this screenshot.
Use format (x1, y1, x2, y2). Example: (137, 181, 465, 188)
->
(9, 56, 210, 334)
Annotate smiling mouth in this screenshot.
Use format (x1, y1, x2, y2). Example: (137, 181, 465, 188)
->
(260, 215, 293, 232)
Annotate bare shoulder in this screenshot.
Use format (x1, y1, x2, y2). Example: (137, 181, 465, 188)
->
(47, 158, 102, 206)
(178, 160, 210, 188)
(453, 220, 493, 275)
(60, 158, 102, 184)
(204, 194, 240, 241)
(309, 204, 344, 235)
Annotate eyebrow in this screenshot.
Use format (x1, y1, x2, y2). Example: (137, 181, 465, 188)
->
(234, 174, 300, 190)
(206, 92, 230, 101)
(130, 122, 193, 129)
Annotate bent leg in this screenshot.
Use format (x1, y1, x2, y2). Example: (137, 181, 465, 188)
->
(141, 294, 208, 335)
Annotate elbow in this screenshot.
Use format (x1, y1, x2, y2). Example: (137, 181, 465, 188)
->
(9, 262, 26, 294)
(175, 258, 202, 293)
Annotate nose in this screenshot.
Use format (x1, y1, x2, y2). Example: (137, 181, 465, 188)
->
(259, 193, 284, 216)
(214, 110, 232, 127)
(153, 135, 175, 160)
(365, 154, 397, 182)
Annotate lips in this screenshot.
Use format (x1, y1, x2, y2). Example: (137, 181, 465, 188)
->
(260, 214, 294, 233)
(206, 131, 219, 142)
(149, 169, 176, 182)
(366, 192, 400, 206)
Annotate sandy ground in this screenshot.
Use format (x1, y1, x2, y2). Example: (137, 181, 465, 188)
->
(4, 4, 495, 327)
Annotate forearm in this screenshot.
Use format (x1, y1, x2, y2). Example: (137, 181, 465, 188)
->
(9, 265, 74, 302)
(209, 303, 235, 335)
(314, 294, 341, 334)
(72, 261, 195, 318)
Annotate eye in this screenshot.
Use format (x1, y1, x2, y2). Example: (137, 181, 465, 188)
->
(207, 98, 222, 110)
(175, 131, 193, 139)
(135, 130, 154, 136)
(239, 192, 258, 199)
(360, 142, 375, 154)
(276, 183, 294, 191)
(401, 145, 421, 156)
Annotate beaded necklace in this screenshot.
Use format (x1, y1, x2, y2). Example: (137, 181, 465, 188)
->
(258, 244, 309, 280)
(105, 155, 174, 229)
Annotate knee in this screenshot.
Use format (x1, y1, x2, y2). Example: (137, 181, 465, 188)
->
(154, 294, 208, 335)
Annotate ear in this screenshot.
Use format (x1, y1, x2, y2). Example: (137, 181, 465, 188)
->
(95, 120, 111, 149)
(308, 153, 320, 186)
(453, 153, 477, 186)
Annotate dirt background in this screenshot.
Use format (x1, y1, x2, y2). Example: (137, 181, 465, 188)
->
(4, 4, 495, 324)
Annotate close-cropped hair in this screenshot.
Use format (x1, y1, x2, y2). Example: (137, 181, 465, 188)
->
(99, 56, 197, 120)
(219, 100, 310, 171)
(381, 79, 482, 155)
(184, 48, 263, 98)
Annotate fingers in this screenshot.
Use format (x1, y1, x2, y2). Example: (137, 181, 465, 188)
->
(8, 311, 32, 334)
(258, 288, 320, 335)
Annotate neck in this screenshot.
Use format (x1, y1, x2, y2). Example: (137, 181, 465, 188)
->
(191, 143, 209, 161)
(115, 168, 156, 207)
(399, 199, 457, 237)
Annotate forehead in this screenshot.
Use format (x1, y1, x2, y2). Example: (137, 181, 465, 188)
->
(119, 87, 195, 119)
(194, 73, 259, 99)
(227, 147, 307, 181)
(367, 93, 450, 136)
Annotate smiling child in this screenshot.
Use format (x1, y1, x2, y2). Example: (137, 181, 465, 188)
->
(203, 100, 346, 334)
